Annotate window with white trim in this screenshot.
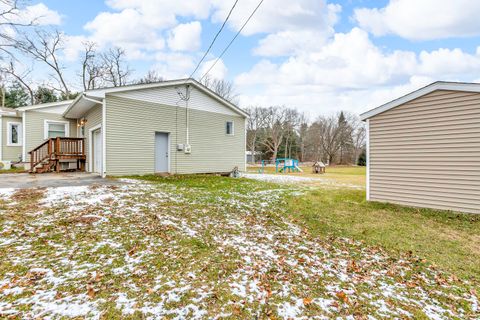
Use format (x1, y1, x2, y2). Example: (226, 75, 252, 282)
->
(226, 121, 234, 135)
(44, 121, 69, 139)
(7, 122, 22, 146)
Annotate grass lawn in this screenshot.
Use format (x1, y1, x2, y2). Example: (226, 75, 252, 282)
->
(0, 167, 26, 174)
(0, 171, 478, 318)
(287, 188, 480, 283)
(247, 165, 366, 188)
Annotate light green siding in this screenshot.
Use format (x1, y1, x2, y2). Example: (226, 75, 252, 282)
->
(105, 95, 245, 176)
(24, 110, 77, 158)
(82, 104, 102, 171)
(1, 115, 23, 161)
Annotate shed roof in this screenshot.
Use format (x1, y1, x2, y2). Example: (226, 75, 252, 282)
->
(360, 81, 480, 121)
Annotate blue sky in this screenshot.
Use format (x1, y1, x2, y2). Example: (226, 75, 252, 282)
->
(9, 0, 480, 117)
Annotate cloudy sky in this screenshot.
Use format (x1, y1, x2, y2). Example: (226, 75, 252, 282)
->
(11, 0, 480, 117)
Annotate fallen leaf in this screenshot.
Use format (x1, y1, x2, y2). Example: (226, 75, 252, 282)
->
(336, 291, 349, 304)
(303, 297, 313, 305)
(87, 284, 95, 298)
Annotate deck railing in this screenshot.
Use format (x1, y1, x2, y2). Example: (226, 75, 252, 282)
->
(29, 137, 85, 172)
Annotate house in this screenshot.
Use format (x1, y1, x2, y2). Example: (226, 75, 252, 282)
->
(0, 79, 247, 176)
(361, 81, 480, 214)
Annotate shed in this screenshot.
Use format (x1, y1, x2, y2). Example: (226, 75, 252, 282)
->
(361, 81, 480, 214)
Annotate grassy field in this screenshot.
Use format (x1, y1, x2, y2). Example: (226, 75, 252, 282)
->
(0, 170, 478, 318)
(247, 165, 366, 188)
(248, 165, 480, 283)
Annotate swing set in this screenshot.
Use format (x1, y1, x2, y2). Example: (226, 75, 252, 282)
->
(259, 158, 303, 173)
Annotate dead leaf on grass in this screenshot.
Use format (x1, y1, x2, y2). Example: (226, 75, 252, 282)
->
(336, 291, 349, 304)
(87, 284, 95, 298)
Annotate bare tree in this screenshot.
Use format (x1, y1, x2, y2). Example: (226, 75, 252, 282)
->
(282, 108, 302, 158)
(80, 41, 104, 90)
(245, 106, 265, 163)
(259, 106, 289, 160)
(136, 70, 164, 84)
(0, 0, 37, 59)
(297, 114, 309, 162)
(15, 29, 70, 95)
(319, 114, 343, 164)
(200, 75, 238, 104)
(0, 60, 34, 104)
(101, 47, 131, 87)
(352, 119, 366, 165)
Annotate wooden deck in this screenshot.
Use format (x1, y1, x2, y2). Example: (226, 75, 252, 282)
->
(29, 137, 86, 173)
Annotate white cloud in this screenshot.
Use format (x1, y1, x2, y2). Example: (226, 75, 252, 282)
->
(106, 0, 212, 26)
(84, 9, 165, 52)
(22, 3, 62, 26)
(167, 21, 202, 52)
(151, 52, 196, 79)
(212, 0, 340, 57)
(354, 0, 480, 40)
(235, 27, 480, 116)
(0, 2, 62, 26)
(200, 58, 227, 80)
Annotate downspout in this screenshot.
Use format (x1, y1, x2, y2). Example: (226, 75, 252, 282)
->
(0, 114, 3, 160)
(185, 84, 190, 146)
(366, 119, 370, 201)
(102, 98, 107, 178)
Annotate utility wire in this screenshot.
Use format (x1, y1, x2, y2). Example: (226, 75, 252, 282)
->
(200, 0, 265, 82)
(188, 0, 239, 80)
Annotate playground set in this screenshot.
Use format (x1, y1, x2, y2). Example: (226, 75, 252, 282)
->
(259, 158, 303, 173)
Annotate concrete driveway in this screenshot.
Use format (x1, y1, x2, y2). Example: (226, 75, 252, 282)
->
(0, 172, 121, 189)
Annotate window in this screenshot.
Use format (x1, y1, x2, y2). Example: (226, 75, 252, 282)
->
(7, 122, 22, 146)
(44, 120, 69, 139)
(226, 121, 234, 135)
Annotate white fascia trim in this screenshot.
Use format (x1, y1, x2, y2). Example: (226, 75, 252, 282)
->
(22, 111, 26, 162)
(366, 119, 370, 201)
(0, 110, 17, 116)
(101, 99, 106, 178)
(43, 119, 70, 140)
(0, 115, 2, 160)
(360, 81, 480, 121)
(17, 100, 74, 111)
(88, 123, 102, 173)
(89, 79, 249, 118)
(6, 121, 23, 146)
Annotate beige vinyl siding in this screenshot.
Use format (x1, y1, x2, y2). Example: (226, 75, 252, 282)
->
(1, 115, 23, 161)
(82, 104, 102, 171)
(24, 110, 77, 157)
(369, 90, 480, 214)
(105, 95, 245, 176)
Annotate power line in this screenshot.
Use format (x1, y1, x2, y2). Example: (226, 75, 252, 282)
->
(188, 0, 239, 80)
(200, 0, 265, 82)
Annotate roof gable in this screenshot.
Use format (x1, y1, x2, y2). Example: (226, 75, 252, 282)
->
(64, 78, 247, 119)
(360, 81, 480, 120)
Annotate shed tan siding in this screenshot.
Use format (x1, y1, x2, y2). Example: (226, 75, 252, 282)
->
(82, 104, 102, 171)
(369, 90, 480, 214)
(105, 95, 245, 176)
(24, 111, 77, 156)
(1, 115, 23, 161)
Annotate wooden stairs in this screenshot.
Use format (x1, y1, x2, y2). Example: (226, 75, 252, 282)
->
(29, 137, 86, 174)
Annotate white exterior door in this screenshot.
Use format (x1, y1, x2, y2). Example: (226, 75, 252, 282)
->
(155, 132, 169, 173)
(93, 129, 102, 174)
